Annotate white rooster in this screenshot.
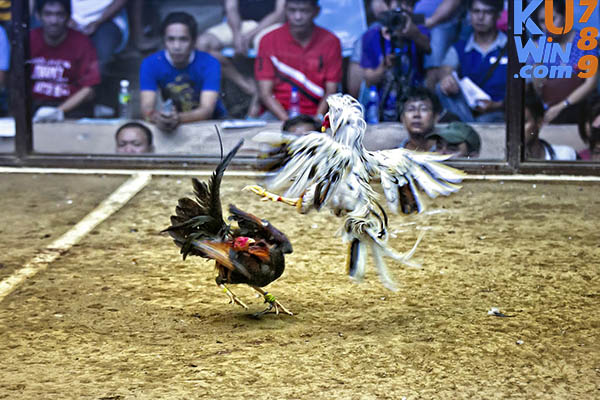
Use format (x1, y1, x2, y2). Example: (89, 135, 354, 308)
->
(247, 93, 465, 291)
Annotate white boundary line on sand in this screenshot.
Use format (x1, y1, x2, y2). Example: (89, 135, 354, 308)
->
(0, 167, 599, 182)
(0, 173, 152, 303)
(0, 167, 262, 178)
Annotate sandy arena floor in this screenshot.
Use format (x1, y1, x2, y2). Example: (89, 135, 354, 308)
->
(0, 173, 599, 399)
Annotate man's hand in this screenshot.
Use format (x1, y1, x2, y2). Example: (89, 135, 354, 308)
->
(475, 99, 503, 114)
(439, 74, 460, 95)
(154, 110, 180, 132)
(382, 52, 396, 69)
(33, 106, 65, 123)
(400, 18, 419, 39)
(81, 21, 101, 36)
(233, 33, 250, 56)
(67, 19, 99, 36)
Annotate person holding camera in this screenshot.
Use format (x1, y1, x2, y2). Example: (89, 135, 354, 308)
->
(360, 0, 431, 121)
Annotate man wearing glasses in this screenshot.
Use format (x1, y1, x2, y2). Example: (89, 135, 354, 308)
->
(397, 86, 440, 151)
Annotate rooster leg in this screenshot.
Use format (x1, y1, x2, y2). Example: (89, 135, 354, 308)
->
(243, 185, 302, 209)
(218, 284, 248, 310)
(251, 286, 293, 316)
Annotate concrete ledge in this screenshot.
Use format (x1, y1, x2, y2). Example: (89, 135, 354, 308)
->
(30, 120, 587, 159)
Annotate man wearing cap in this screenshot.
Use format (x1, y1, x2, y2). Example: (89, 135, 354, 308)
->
(426, 121, 481, 158)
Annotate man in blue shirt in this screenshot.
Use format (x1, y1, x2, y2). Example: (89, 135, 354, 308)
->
(436, 0, 506, 123)
(140, 12, 224, 132)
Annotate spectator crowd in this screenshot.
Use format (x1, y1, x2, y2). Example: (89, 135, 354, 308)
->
(0, 0, 598, 159)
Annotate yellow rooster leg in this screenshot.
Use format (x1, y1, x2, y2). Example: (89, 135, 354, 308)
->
(243, 185, 302, 209)
(219, 284, 248, 310)
(251, 286, 293, 316)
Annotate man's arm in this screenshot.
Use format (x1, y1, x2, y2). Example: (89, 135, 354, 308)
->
(438, 65, 460, 95)
(258, 80, 288, 120)
(316, 81, 338, 117)
(437, 47, 460, 95)
(140, 90, 157, 120)
(424, 0, 461, 29)
(363, 55, 391, 87)
(74, 0, 129, 35)
(544, 73, 599, 123)
(243, 0, 285, 41)
(402, 20, 431, 54)
(58, 86, 95, 113)
(178, 90, 219, 123)
(225, 0, 244, 53)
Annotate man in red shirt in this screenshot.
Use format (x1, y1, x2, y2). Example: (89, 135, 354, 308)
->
(255, 0, 342, 121)
(30, 0, 100, 122)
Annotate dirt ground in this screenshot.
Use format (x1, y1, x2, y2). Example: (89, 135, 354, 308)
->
(0, 174, 599, 399)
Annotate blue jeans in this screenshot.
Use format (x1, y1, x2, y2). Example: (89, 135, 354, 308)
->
(424, 17, 461, 69)
(435, 84, 504, 123)
(91, 21, 123, 75)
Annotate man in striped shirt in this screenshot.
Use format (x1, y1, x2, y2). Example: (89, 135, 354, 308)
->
(255, 0, 342, 121)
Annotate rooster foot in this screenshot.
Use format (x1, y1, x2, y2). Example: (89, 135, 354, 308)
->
(251, 287, 293, 317)
(243, 185, 301, 208)
(219, 284, 248, 310)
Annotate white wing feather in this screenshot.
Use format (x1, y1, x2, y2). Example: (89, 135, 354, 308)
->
(369, 148, 465, 213)
(264, 132, 353, 201)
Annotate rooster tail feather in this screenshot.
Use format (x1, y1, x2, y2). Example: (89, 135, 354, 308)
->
(365, 229, 423, 270)
(370, 243, 398, 292)
(164, 140, 244, 252)
(203, 139, 244, 220)
(347, 238, 367, 283)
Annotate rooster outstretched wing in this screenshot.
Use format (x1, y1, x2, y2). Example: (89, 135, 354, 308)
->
(367, 148, 465, 215)
(258, 130, 360, 211)
(256, 130, 464, 216)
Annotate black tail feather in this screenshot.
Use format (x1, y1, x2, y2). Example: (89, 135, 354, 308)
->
(163, 140, 245, 256)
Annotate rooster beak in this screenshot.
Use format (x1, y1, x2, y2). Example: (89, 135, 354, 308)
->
(321, 113, 330, 133)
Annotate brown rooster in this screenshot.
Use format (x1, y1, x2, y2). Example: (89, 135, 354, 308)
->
(163, 140, 293, 316)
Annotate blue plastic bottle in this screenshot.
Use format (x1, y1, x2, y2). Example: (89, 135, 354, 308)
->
(289, 87, 300, 118)
(382, 87, 398, 122)
(365, 85, 379, 124)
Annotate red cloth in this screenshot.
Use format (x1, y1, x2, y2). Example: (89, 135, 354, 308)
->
(29, 28, 100, 102)
(578, 148, 591, 160)
(255, 23, 342, 116)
